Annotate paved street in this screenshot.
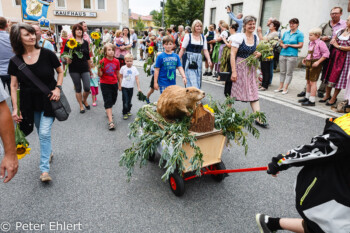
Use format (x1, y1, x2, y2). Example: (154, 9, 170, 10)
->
(0, 67, 326, 233)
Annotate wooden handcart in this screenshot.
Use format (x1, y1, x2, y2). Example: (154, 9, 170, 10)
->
(146, 113, 267, 197)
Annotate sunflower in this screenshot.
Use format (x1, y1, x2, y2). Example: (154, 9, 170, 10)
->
(67, 38, 78, 49)
(203, 104, 214, 113)
(148, 46, 154, 55)
(91, 32, 100, 40)
(16, 144, 31, 160)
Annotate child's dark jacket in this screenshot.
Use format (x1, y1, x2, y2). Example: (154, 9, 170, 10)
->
(269, 113, 350, 233)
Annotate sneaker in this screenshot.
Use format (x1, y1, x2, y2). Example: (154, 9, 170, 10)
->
(298, 98, 309, 103)
(127, 112, 132, 116)
(123, 114, 128, 120)
(256, 214, 274, 233)
(281, 90, 288, 95)
(203, 72, 209, 76)
(146, 98, 150, 104)
(297, 91, 306, 97)
(301, 100, 315, 106)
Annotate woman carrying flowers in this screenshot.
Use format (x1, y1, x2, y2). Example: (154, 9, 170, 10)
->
(257, 20, 280, 91)
(230, 16, 268, 128)
(8, 23, 63, 182)
(64, 23, 92, 114)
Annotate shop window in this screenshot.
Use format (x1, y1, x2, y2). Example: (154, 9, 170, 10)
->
(210, 8, 216, 25)
(96, 0, 106, 10)
(260, 0, 282, 35)
(83, 0, 92, 9)
(56, 0, 66, 8)
(229, 3, 243, 25)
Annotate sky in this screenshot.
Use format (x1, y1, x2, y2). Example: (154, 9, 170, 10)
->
(129, 0, 162, 16)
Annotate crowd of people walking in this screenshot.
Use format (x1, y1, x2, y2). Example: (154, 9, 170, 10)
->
(0, 2, 350, 232)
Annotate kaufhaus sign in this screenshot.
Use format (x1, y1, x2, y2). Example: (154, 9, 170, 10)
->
(53, 10, 97, 17)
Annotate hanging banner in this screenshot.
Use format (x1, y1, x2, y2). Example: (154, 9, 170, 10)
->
(22, 0, 52, 22)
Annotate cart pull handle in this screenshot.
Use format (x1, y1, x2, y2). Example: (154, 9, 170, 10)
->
(205, 166, 268, 175)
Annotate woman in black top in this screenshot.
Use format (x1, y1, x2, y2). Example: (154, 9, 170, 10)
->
(9, 23, 63, 182)
(65, 23, 91, 113)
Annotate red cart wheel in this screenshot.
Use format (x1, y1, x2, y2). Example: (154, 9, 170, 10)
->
(169, 172, 185, 197)
(210, 161, 226, 182)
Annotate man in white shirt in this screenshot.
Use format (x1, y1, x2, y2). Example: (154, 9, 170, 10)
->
(102, 28, 111, 45)
(130, 29, 138, 60)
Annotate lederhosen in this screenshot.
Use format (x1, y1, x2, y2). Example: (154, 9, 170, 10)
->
(305, 41, 323, 82)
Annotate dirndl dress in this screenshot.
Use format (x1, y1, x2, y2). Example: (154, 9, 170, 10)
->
(231, 35, 259, 102)
(184, 34, 205, 89)
(324, 30, 350, 89)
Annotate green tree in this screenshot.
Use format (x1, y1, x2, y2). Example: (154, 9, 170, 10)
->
(133, 17, 145, 36)
(150, 10, 162, 27)
(164, 0, 204, 27)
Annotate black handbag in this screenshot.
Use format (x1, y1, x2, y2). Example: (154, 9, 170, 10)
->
(11, 56, 71, 121)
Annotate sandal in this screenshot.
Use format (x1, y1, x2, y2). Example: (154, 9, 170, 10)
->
(108, 122, 115, 130)
(40, 173, 52, 182)
(255, 120, 269, 128)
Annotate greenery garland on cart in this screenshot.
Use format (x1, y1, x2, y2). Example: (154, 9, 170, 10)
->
(119, 97, 266, 181)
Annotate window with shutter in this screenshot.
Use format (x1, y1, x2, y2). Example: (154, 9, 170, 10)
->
(14, 0, 21, 5)
(260, 0, 282, 35)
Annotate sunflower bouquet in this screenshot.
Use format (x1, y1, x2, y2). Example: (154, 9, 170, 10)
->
(238, 39, 278, 69)
(15, 90, 31, 160)
(90, 32, 104, 67)
(61, 38, 83, 76)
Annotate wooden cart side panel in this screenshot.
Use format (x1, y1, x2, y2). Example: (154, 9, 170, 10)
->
(182, 134, 226, 173)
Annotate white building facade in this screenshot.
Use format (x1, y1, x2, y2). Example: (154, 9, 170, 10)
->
(203, 0, 349, 56)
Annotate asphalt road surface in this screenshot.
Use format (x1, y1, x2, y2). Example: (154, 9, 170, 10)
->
(0, 67, 325, 233)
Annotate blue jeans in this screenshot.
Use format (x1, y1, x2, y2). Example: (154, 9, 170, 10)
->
(34, 111, 54, 173)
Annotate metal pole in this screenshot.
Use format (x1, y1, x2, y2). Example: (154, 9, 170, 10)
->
(161, 0, 165, 28)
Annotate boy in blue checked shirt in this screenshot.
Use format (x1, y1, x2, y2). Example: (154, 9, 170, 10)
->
(154, 36, 187, 93)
